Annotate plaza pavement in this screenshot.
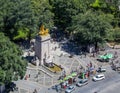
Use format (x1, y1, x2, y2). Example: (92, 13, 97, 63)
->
(13, 41, 120, 93)
(14, 53, 100, 92)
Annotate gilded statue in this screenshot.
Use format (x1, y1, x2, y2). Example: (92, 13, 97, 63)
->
(39, 25, 49, 36)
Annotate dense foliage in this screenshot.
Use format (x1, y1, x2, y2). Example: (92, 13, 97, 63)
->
(0, 33, 27, 85)
(50, 0, 120, 43)
(68, 11, 113, 49)
(50, 0, 93, 30)
(0, 0, 54, 40)
(0, 0, 119, 42)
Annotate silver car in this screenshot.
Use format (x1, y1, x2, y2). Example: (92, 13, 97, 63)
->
(65, 85, 75, 93)
(76, 79, 88, 87)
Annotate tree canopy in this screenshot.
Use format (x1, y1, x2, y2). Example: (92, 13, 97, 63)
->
(0, 0, 54, 41)
(0, 33, 27, 85)
(0, 0, 119, 42)
(67, 11, 113, 48)
(50, 0, 94, 30)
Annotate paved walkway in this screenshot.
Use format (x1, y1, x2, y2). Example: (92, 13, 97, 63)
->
(13, 80, 43, 93)
(13, 41, 96, 92)
(13, 40, 120, 93)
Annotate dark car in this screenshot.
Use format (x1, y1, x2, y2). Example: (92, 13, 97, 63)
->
(52, 84, 62, 92)
(97, 68, 106, 73)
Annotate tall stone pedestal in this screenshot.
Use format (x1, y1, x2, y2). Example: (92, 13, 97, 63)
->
(34, 35, 51, 65)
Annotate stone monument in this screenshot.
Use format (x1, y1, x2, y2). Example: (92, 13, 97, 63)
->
(34, 25, 51, 66)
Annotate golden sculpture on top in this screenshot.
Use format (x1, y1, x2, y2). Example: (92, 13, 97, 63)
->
(39, 25, 49, 36)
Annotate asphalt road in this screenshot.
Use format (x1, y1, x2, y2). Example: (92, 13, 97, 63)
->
(40, 64, 120, 93)
(73, 65, 120, 93)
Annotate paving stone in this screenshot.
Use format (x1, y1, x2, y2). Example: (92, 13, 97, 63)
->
(20, 89, 28, 93)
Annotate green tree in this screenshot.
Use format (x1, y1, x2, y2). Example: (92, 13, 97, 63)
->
(0, 0, 54, 41)
(0, 0, 37, 40)
(0, 32, 27, 85)
(30, 0, 54, 29)
(51, 0, 87, 30)
(68, 11, 113, 49)
(112, 27, 120, 42)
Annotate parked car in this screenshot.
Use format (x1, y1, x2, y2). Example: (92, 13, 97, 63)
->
(65, 85, 75, 93)
(97, 68, 106, 73)
(76, 79, 88, 87)
(52, 84, 61, 92)
(92, 74, 105, 81)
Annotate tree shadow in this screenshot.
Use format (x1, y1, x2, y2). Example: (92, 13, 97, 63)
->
(5, 82, 18, 93)
(50, 28, 88, 56)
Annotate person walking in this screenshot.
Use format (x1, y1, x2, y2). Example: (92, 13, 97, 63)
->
(84, 52, 86, 58)
(33, 89, 37, 93)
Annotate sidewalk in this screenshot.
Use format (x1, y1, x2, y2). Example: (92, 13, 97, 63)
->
(14, 80, 44, 93)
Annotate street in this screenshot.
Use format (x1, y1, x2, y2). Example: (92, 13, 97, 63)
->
(40, 64, 120, 93)
(73, 65, 120, 93)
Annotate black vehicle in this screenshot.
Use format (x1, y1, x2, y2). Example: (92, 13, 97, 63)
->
(52, 84, 62, 92)
(97, 68, 106, 73)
